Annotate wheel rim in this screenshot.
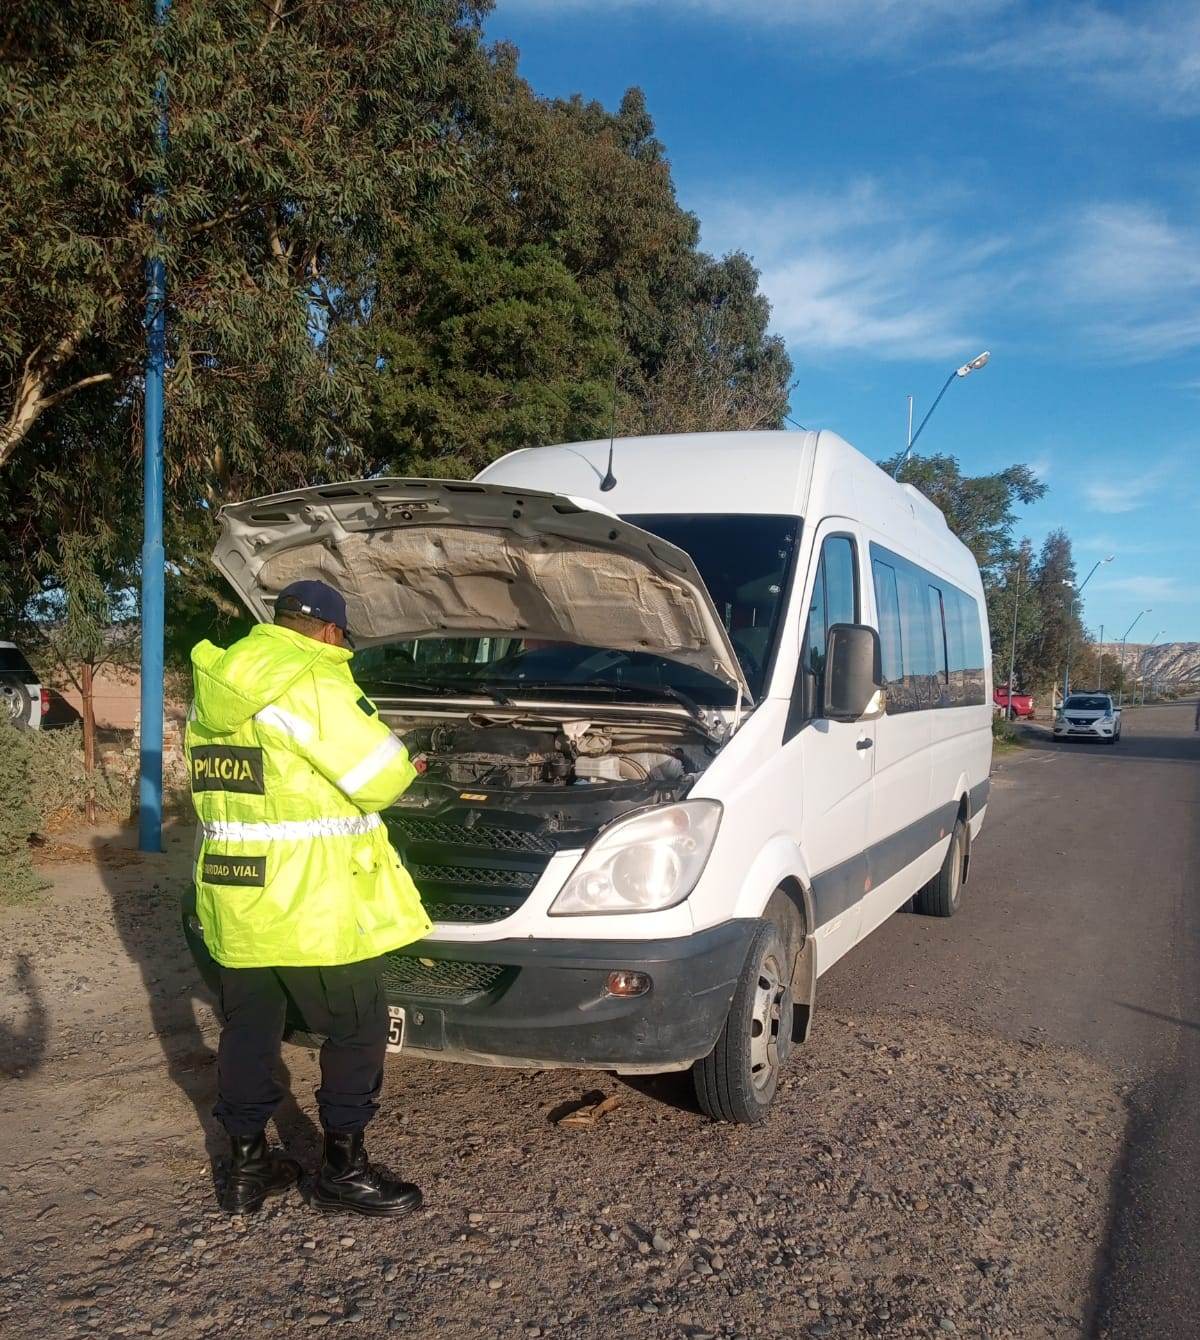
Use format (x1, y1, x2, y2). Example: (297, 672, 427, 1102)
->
(1, 684, 21, 723)
(749, 949, 787, 1092)
(949, 833, 962, 906)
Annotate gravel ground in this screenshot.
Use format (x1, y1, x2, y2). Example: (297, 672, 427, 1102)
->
(0, 827, 1126, 1339)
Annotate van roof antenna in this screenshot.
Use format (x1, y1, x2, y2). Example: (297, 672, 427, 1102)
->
(599, 367, 618, 492)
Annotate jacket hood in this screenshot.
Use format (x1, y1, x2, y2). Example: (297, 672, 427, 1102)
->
(190, 624, 349, 733)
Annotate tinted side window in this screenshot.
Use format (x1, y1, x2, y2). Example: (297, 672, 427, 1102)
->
(897, 564, 934, 710)
(871, 559, 904, 702)
(823, 536, 858, 627)
(943, 586, 966, 705)
(0, 647, 36, 677)
(959, 590, 986, 706)
(803, 552, 827, 680)
(870, 542, 985, 713)
(927, 585, 952, 706)
(794, 534, 860, 732)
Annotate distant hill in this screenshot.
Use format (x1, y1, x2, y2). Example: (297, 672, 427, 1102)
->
(1099, 642, 1200, 688)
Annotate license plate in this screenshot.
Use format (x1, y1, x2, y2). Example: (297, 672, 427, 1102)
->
(386, 1005, 406, 1054)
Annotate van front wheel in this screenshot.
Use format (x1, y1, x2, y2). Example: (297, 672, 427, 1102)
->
(692, 921, 792, 1123)
(914, 816, 966, 917)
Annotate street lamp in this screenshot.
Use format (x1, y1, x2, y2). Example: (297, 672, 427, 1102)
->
(895, 351, 991, 479)
(1118, 609, 1151, 707)
(1062, 554, 1114, 701)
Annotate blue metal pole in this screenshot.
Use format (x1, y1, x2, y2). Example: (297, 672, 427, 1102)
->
(139, 0, 170, 853)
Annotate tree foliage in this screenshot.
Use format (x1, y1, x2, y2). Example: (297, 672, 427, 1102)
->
(1, 7, 792, 656)
(881, 452, 1047, 582)
(359, 53, 792, 474)
(883, 456, 1107, 695)
(0, 0, 486, 475)
(364, 223, 620, 478)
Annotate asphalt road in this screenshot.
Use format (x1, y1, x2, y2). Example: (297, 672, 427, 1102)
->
(821, 698, 1200, 1339)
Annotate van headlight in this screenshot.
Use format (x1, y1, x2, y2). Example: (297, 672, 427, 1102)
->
(549, 801, 722, 916)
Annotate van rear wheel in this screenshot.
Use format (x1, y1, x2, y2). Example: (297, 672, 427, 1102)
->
(914, 816, 966, 918)
(692, 920, 792, 1123)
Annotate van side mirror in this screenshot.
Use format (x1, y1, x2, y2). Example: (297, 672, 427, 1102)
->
(823, 623, 884, 722)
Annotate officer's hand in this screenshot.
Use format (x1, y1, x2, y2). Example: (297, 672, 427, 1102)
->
(412, 753, 429, 774)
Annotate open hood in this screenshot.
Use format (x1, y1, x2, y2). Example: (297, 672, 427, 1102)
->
(211, 478, 752, 700)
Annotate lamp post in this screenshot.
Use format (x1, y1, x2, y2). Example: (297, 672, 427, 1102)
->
(139, 0, 170, 853)
(1096, 623, 1104, 690)
(1117, 609, 1151, 707)
(1006, 556, 1024, 721)
(896, 351, 991, 479)
(1061, 555, 1114, 702)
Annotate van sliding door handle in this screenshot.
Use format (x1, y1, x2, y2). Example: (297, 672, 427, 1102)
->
(855, 738, 873, 750)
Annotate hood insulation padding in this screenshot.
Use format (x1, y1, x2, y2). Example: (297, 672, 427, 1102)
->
(257, 525, 711, 657)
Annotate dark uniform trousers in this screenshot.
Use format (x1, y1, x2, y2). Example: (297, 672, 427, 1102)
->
(214, 955, 389, 1137)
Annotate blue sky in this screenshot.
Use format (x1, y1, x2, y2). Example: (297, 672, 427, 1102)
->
(489, 0, 1199, 645)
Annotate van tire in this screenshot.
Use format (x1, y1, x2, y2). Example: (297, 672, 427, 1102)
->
(692, 920, 792, 1124)
(914, 817, 966, 918)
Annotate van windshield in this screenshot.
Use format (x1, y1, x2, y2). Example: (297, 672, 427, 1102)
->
(352, 514, 799, 707)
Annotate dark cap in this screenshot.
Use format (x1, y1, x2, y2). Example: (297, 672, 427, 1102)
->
(275, 579, 349, 632)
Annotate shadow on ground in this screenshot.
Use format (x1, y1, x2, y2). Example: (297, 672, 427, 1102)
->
(1016, 720, 1200, 765)
(0, 952, 48, 1079)
(98, 830, 322, 1193)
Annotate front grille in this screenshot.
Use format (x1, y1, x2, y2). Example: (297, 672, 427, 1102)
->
(1067, 716, 1096, 726)
(387, 813, 555, 925)
(380, 954, 510, 1000)
(390, 817, 556, 855)
(424, 902, 513, 924)
(408, 863, 538, 891)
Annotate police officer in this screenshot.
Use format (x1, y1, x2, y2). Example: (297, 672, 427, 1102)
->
(186, 579, 432, 1216)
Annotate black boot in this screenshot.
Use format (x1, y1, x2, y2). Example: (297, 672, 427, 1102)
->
(221, 1132, 302, 1215)
(310, 1130, 423, 1218)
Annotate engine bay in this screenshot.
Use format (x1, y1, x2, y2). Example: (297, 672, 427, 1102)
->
(401, 718, 702, 793)
(370, 706, 719, 925)
(376, 705, 717, 844)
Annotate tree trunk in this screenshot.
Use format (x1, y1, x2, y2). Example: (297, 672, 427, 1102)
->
(0, 325, 111, 470)
(81, 659, 97, 827)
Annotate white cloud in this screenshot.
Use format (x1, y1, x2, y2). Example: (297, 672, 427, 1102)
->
(1049, 203, 1200, 360)
(1076, 535, 1163, 557)
(694, 179, 1003, 359)
(1091, 574, 1188, 603)
(1081, 460, 1175, 514)
(955, 4, 1200, 117)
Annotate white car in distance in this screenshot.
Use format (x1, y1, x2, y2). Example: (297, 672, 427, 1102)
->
(1053, 693, 1121, 745)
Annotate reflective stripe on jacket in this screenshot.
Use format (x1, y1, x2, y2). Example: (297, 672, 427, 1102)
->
(185, 623, 431, 968)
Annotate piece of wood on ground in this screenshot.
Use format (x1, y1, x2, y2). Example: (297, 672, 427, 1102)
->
(556, 1094, 622, 1128)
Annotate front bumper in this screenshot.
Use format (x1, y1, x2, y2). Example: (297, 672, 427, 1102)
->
(181, 890, 757, 1075)
(1053, 720, 1115, 738)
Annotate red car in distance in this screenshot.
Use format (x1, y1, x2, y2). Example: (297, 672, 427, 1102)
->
(993, 685, 1034, 718)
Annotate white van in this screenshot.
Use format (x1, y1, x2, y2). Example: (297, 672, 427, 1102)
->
(192, 430, 992, 1122)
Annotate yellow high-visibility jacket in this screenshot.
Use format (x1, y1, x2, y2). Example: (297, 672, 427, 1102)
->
(185, 623, 431, 968)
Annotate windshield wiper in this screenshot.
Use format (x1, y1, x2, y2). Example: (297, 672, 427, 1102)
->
(359, 677, 514, 704)
(476, 678, 720, 725)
